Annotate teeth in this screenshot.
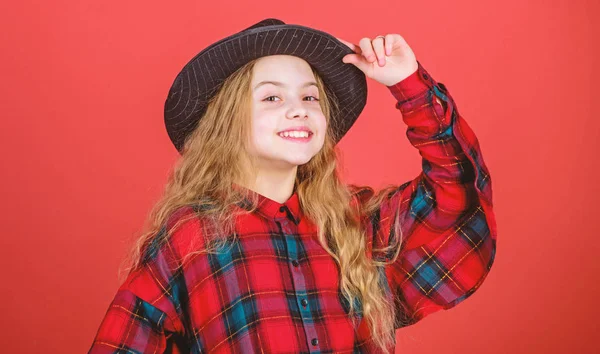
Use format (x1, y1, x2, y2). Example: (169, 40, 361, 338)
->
(279, 131, 310, 138)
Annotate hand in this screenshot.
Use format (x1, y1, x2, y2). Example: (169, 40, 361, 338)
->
(337, 34, 419, 86)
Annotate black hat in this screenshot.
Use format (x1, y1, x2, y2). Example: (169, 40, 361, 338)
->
(164, 18, 367, 153)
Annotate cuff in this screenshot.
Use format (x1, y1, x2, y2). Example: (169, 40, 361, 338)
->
(387, 61, 437, 101)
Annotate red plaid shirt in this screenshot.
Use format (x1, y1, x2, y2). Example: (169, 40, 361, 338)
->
(89, 62, 497, 353)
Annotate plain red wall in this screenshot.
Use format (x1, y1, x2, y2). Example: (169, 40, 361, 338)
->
(1, 0, 597, 353)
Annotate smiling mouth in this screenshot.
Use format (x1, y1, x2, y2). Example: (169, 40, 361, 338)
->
(278, 131, 312, 138)
(277, 131, 313, 142)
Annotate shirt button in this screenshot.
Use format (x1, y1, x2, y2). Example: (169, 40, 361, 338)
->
(422, 73, 429, 80)
(301, 299, 308, 307)
(291, 259, 299, 267)
(279, 206, 285, 212)
(311, 338, 319, 346)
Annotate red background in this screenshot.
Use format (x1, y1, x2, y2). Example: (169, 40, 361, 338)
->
(1, 0, 597, 353)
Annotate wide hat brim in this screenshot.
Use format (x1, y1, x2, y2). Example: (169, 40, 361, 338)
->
(164, 18, 367, 153)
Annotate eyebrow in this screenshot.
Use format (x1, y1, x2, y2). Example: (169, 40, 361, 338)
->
(253, 81, 318, 90)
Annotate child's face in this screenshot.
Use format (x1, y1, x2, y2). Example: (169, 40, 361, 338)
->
(249, 55, 327, 172)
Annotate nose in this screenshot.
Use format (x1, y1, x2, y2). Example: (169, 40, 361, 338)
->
(285, 99, 308, 120)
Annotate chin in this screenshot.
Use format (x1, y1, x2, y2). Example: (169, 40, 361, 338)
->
(289, 153, 319, 165)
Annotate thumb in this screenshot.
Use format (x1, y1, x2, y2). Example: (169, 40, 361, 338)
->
(342, 54, 370, 72)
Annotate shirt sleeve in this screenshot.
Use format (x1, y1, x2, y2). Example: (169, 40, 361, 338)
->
(352, 61, 497, 328)
(88, 211, 195, 353)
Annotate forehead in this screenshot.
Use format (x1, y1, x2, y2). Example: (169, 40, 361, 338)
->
(251, 55, 315, 83)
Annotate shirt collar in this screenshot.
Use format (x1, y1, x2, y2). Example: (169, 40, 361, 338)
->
(233, 183, 302, 225)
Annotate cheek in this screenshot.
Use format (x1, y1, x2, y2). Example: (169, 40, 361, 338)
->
(249, 117, 277, 150)
(252, 119, 276, 138)
(253, 106, 280, 126)
(314, 112, 327, 134)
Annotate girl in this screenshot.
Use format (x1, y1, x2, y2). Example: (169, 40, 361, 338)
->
(89, 18, 496, 353)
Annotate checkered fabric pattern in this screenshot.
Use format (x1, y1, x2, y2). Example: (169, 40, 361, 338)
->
(88, 62, 496, 353)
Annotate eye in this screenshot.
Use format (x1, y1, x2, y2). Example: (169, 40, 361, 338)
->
(262, 95, 319, 102)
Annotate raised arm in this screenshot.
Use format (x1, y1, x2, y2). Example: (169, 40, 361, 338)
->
(383, 62, 496, 327)
(340, 34, 497, 327)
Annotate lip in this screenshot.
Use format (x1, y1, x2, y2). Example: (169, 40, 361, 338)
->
(277, 126, 313, 134)
(278, 134, 313, 143)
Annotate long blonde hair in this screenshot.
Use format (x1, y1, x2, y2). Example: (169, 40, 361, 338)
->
(123, 57, 405, 352)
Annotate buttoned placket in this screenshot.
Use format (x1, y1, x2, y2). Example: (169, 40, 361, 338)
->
(275, 205, 321, 352)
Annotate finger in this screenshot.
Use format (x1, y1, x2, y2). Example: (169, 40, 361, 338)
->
(385, 34, 405, 55)
(385, 34, 394, 56)
(336, 37, 362, 54)
(372, 36, 386, 66)
(358, 37, 376, 63)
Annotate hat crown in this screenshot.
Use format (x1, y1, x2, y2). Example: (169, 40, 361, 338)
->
(244, 18, 285, 32)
